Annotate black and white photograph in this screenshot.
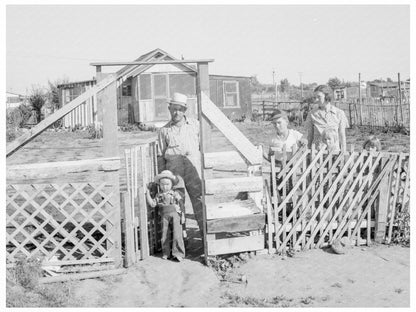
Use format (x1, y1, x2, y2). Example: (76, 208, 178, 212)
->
(3, 1, 413, 308)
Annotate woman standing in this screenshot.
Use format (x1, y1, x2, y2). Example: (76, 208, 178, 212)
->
(305, 85, 349, 152)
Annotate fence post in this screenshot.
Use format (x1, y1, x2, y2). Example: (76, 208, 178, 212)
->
(374, 157, 391, 243)
(121, 192, 135, 267)
(348, 103, 353, 127)
(398, 73, 404, 126)
(262, 101, 265, 120)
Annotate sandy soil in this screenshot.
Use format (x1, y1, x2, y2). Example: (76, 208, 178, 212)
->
(70, 244, 409, 307)
(222, 244, 410, 307)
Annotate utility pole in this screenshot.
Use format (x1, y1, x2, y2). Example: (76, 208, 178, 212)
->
(398, 72, 404, 125)
(358, 73, 363, 125)
(272, 69, 277, 102)
(298, 72, 303, 101)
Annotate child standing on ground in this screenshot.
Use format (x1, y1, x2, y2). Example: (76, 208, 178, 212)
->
(146, 170, 185, 262)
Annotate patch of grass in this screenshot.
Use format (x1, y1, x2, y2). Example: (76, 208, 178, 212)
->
(300, 296, 315, 305)
(331, 282, 343, 288)
(6, 258, 79, 307)
(207, 253, 248, 280)
(221, 292, 298, 307)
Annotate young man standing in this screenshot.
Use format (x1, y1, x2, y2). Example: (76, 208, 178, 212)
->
(157, 92, 204, 234)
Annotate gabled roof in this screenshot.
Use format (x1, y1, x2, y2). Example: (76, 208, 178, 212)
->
(116, 48, 196, 79)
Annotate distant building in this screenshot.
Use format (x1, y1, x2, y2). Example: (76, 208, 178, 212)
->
(6, 92, 26, 109)
(57, 48, 252, 128)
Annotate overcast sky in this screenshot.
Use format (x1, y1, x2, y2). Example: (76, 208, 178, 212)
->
(6, 4, 410, 95)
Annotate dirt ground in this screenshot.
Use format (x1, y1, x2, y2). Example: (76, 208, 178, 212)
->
(68, 244, 409, 307)
(6, 122, 411, 307)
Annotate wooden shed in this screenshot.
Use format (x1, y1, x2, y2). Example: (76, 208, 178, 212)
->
(57, 48, 252, 127)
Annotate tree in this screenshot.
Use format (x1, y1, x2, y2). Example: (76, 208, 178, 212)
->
(386, 77, 393, 83)
(250, 75, 265, 94)
(29, 86, 47, 123)
(48, 78, 68, 112)
(279, 78, 290, 93)
(327, 77, 342, 90)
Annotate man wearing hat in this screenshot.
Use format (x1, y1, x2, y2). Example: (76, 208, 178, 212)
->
(305, 85, 348, 151)
(157, 92, 204, 234)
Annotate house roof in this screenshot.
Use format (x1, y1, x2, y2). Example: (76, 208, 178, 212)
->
(57, 79, 96, 89)
(116, 48, 196, 78)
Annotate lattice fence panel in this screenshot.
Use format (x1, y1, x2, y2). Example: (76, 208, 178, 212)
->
(6, 182, 118, 264)
(269, 147, 406, 252)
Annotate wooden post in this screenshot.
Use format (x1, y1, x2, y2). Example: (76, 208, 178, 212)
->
(196, 62, 210, 263)
(358, 73, 363, 126)
(375, 157, 390, 243)
(98, 76, 118, 157)
(262, 101, 265, 121)
(197, 63, 212, 150)
(137, 146, 150, 259)
(398, 73, 404, 126)
(348, 102, 353, 127)
(121, 192, 135, 267)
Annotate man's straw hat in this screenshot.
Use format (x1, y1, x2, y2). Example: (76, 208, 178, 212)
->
(168, 92, 188, 108)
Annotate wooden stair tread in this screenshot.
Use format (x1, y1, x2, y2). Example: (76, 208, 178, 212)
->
(206, 198, 261, 220)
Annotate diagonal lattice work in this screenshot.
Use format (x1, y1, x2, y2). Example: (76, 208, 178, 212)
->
(6, 181, 118, 264)
(268, 145, 409, 253)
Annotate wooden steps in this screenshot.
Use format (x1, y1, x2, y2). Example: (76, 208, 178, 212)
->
(203, 150, 266, 256)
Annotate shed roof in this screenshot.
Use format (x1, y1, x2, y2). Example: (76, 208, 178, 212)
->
(116, 48, 196, 78)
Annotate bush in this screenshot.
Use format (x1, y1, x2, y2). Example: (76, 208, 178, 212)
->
(392, 202, 410, 247)
(86, 124, 102, 139)
(13, 258, 43, 290)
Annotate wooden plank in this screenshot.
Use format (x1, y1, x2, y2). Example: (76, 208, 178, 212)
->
(197, 63, 212, 150)
(374, 157, 393, 243)
(121, 192, 135, 267)
(138, 146, 150, 259)
(270, 154, 280, 249)
(6, 75, 116, 157)
(207, 234, 265, 256)
(201, 92, 261, 165)
(100, 79, 119, 157)
(7, 158, 120, 184)
(207, 213, 265, 233)
(90, 59, 215, 66)
(387, 154, 402, 244)
(206, 199, 260, 219)
(264, 180, 274, 253)
(39, 268, 126, 284)
(205, 176, 263, 194)
(204, 151, 246, 168)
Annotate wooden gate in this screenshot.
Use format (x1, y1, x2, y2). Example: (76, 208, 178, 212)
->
(122, 139, 159, 266)
(268, 146, 410, 253)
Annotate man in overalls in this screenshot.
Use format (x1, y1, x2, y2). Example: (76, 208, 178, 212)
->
(157, 92, 204, 235)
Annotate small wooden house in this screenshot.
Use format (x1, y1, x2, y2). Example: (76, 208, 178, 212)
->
(58, 49, 252, 127)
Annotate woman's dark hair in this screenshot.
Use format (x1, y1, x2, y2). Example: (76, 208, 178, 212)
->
(314, 85, 332, 102)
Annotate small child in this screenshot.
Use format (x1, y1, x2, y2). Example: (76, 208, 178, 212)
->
(321, 128, 340, 153)
(363, 135, 381, 152)
(146, 170, 185, 262)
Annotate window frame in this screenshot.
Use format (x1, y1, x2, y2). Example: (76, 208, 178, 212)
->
(222, 80, 240, 108)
